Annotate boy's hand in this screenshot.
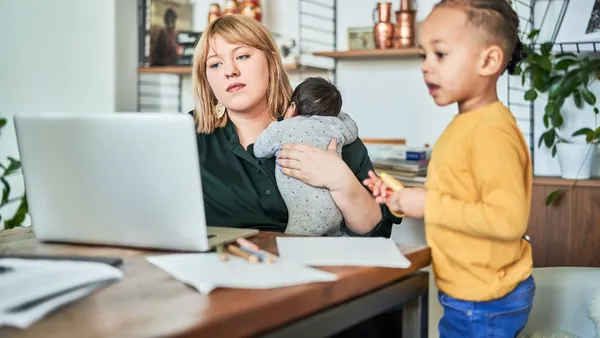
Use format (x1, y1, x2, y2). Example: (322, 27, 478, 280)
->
(387, 188, 427, 219)
(362, 170, 392, 201)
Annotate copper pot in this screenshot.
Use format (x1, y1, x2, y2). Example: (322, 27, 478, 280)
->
(373, 2, 394, 49)
(394, 9, 416, 48)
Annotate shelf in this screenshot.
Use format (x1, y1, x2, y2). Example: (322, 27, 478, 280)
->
(313, 48, 422, 60)
(137, 63, 331, 75)
(137, 66, 193, 75)
(362, 138, 406, 145)
(533, 176, 600, 188)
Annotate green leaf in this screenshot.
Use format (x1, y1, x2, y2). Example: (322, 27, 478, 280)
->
(581, 71, 590, 85)
(551, 113, 564, 128)
(573, 128, 595, 137)
(4, 195, 28, 230)
(533, 70, 550, 92)
(552, 145, 557, 157)
(0, 118, 6, 129)
(549, 82, 562, 98)
(555, 58, 576, 70)
(540, 42, 553, 56)
(5, 157, 21, 174)
(545, 189, 564, 206)
(543, 130, 556, 148)
(544, 103, 554, 116)
(543, 114, 550, 128)
(573, 90, 584, 109)
(595, 107, 600, 115)
(524, 89, 538, 101)
(534, 54, 553, 71)
(527, 29, 541, 39)
(0, 177, 9, 205)
(555, 52, 578, 60)
(582, 87, 597, 105)
(587, 132, 595, 143)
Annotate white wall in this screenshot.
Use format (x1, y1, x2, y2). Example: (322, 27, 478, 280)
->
(0, 0, 138, 229)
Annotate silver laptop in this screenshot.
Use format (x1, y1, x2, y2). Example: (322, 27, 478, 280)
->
(13, 112, 257, 252)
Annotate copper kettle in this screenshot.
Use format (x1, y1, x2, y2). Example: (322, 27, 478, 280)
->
(373, 2, 394, 49)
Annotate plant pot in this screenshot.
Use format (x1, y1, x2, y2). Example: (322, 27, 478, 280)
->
(556, 142, 597, 179)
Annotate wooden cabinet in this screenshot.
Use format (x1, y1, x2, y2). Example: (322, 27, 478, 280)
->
(528, 177, 600, 267)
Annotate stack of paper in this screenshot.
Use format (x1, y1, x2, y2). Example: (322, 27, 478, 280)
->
(0, 258, 124, 329)
(276, 237, 412, 268)
(146, 253, 338, 294)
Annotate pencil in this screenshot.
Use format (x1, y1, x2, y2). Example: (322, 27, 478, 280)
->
(238, 246, 277, 264)
(226, 245, 259, 263)
(258, 249, 279, 263)
(236, 237, 259, 251)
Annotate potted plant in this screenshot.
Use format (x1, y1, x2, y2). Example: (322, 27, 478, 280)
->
(514, 29, 600, 204)
(0, 115, 28, 230)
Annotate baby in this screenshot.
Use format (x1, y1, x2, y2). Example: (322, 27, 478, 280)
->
(253, 77, 358, 236)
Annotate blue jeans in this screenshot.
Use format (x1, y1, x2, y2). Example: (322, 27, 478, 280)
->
(438, 275, 535, 338)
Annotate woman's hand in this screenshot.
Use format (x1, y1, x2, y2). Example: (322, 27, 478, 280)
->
(275, 139, 351, 191)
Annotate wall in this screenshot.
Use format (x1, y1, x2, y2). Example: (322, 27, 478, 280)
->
(0, 0, 138, 229)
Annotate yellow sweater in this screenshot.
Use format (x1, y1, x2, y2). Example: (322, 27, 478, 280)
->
(424, 101, 533, 301)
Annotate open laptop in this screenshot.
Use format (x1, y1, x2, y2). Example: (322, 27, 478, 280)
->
(13, 112, 257, 252)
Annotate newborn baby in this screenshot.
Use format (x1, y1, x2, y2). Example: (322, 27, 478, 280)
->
(254, 77, 358, 236)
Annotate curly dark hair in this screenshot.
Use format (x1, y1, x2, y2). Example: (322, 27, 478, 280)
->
(435, 0, 524, 75)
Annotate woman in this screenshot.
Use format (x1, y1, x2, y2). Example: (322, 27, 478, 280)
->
(189, 15, 401, 237)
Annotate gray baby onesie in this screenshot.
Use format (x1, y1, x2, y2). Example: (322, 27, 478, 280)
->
(253, 112, 359, 236)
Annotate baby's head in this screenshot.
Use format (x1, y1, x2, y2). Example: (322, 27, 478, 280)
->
(284, 77, 342, 119)
(419, 0, 523, 107)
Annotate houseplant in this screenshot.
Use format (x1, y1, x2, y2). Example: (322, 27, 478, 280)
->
(0, 115, 28, 229)
(514, 29, 600, 205)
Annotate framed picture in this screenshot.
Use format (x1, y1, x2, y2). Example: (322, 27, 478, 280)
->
(347, 27, 375, 50)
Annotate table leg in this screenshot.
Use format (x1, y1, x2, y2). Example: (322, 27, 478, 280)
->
(402, 293, 428, 338)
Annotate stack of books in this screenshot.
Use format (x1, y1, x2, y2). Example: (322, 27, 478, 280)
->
(369, 146, 430, 187)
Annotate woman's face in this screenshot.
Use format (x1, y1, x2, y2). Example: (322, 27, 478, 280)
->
(205, 35, 270, 114)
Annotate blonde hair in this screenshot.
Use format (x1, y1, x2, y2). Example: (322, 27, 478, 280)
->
(191, 15, 293, 134)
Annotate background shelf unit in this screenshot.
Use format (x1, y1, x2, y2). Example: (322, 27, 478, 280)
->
(136, 0, 338, 113)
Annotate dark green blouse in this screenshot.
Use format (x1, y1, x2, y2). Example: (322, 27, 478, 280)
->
(193, 113, 402, 237)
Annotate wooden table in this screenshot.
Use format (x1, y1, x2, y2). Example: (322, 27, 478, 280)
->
(0, 227, 431, 338)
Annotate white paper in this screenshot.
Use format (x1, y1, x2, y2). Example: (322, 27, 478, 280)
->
(146, 253, 338, 294)
(0, 258, 123, 329)
(0, 283, 103, 329)
(276, 237, 412, 268)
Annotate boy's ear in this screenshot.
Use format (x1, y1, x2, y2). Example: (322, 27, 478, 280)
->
(478, 45, 504, 77)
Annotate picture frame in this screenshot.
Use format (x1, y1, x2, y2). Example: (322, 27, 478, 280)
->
(347, 26, 375, 50)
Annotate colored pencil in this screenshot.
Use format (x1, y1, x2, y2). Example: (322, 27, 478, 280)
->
(235, 237, 259, 251)
(226, 244, 259, 263)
